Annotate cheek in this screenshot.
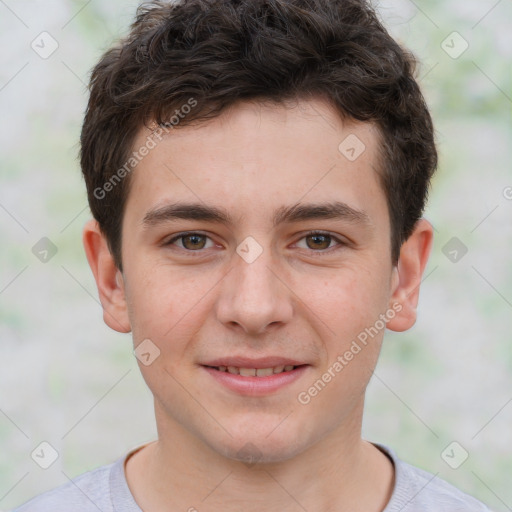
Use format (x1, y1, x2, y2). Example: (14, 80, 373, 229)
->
(296, 272, 388, 414)
(125, 263, 216, 364)
(297, 267, 390, 396)
(124, 276, 172, 347)
(303, 265, 389, 338)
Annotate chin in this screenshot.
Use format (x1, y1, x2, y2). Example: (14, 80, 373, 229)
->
(206, 425, 314, 466)
(223, 441, 302, 466)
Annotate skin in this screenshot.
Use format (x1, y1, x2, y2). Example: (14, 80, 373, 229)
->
(83, 97, 433, 512)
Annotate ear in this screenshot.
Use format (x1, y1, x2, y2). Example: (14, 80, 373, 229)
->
(82, 219, 131, 333)
(386, 218, 433, 332)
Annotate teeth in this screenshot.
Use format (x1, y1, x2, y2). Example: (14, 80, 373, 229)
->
(239, 367, 256, 377)
(215, 365, 297, 376)
(256, 367, 274, 377)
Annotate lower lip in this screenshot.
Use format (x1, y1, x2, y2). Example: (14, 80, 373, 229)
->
(202, 365, 309, 396)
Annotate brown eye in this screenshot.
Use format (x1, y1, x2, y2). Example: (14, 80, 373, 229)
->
(305, 233, 333, 250)
(166, 232, 214, 251)
(180, 234, 207, 250)
(295, 231, 346, 254)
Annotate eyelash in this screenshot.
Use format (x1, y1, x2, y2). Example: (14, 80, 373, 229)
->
(164, 230, 346, 255)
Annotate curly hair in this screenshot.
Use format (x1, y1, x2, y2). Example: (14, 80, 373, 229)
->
(80, 0, 437, 269)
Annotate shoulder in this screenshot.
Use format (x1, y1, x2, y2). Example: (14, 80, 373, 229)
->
(11, 462, 114, 512)
(375, 444, 492, 512)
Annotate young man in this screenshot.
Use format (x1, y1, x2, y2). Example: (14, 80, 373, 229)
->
(14, 0, 492, 510)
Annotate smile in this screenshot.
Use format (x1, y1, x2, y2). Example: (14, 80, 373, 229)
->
(201, 364, 309, 396)
(206, 365, 299, 376)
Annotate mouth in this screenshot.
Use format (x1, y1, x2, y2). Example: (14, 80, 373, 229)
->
(200, 360, 310, 396)
(203, 364, 304, 377)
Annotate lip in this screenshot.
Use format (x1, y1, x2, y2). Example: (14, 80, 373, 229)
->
(201, 364, 310, 396)
(201, 356, 306, 369)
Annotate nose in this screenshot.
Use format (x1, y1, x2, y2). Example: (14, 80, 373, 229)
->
(214, 246, 294, 335)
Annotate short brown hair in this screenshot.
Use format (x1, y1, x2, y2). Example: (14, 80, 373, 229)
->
(80, 0, 437, 270)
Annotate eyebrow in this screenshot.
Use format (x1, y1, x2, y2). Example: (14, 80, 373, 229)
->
(142, 200, 371, 229)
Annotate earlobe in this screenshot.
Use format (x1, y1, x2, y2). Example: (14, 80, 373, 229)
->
(82, 219, 131, 333)
(386, 218, 433, 333)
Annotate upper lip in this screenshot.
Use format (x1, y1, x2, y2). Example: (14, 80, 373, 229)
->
(201, 357, 307, 369)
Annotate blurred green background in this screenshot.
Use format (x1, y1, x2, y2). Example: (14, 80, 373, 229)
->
(1, 0, 511, 510)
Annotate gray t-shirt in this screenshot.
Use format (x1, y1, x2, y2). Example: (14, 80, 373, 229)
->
(12, 443, 491, 511)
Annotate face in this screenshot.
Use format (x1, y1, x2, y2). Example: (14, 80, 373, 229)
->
(93, 98, 416, 463)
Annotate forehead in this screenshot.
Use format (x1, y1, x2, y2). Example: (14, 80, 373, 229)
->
(124, 97, 386, 229)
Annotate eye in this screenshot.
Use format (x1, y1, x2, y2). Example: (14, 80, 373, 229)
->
(295, 231, 346, 252)
(163, 230, 347, 255)
(165, 232, 215, 251)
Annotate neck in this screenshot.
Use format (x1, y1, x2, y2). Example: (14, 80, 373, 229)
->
(125, 404, 394, 512)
